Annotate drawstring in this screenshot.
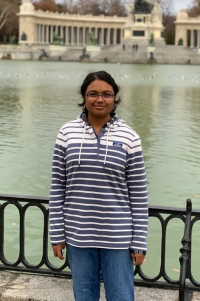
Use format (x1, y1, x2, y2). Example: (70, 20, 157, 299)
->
(78, 123, 86, 166)
(104, 126, 110, 166)
(78, 123, 110, 167)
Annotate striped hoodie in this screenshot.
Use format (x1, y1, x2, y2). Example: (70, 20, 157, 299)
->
(49, 113, 148, 253)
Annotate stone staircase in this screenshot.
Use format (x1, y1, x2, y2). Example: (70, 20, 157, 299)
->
(46, 42, 200, 65)
(87, 42, 149, 63)
(154, 45, 200, 64)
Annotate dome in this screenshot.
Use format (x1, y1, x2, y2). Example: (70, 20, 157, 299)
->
(20, 0, 35, 13)
(177, 9, 188, 20)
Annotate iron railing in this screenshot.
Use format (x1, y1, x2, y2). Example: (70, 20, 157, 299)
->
(0, 194, 200, 301)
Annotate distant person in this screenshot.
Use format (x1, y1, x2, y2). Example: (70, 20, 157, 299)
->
(49, 71, 149, 301)
(135, 44, 138, 51)
(132, 44, 135, 50)
(123, 44, 125, 51)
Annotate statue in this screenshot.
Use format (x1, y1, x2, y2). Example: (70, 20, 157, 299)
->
(134, 0, 154, 14)
(149, 33, 155, 47)
(87, 31, 98, 46)
(151, 3, 162, 23)
(52, 32, 63, 45)
(80, 48, 90, 60)
(9, 36, 17, 44)
(128, 3, 134, 19)
(148, 33, 156, 63)
(39, 49, 49, 60)
(178, 38, 183, 46)
(21, 32, 27, 41)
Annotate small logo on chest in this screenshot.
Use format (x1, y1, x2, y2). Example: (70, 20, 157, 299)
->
(113, 142, 123, 147)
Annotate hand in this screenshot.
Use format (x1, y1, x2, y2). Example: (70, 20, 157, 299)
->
(131, 252, 145, 266)
(52, 244, 65, 260)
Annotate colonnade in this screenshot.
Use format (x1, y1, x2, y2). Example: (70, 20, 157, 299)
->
(35, 24, 123, 45)
(188, 29, 200, 48)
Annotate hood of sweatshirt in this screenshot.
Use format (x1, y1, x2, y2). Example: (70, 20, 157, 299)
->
(78, 112, 125, 130)
(77, 112, 126, 166)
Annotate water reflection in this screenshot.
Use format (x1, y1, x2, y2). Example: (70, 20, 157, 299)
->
(1, 61, 200, 279)
(0, 61, 200, 207)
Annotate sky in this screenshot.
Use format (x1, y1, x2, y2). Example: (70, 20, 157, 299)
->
(54, 0, 194, 14)
(173, 0, 193, 12)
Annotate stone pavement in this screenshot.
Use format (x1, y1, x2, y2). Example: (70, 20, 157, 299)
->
(0, 270, 200, 301)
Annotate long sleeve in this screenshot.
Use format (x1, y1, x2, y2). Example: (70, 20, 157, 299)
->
(49, 129, 66, 245)
(125, 136, 148, 252)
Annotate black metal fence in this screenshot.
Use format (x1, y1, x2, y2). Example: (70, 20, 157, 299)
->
(0, 194, 200, 301)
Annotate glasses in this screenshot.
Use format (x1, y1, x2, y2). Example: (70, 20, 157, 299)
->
(86, 93, 114, 101)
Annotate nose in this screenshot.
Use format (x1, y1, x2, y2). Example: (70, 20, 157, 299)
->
(97, 95, 104, 101)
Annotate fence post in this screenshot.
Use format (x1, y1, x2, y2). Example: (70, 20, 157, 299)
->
(179, 199, 192, 301)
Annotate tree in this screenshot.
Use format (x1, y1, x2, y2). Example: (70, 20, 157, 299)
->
(65, 0, 127, 16)
(0, 2, 10, 31)
(187, 0, 200, 17)
(158, 0, 176, 44)
(104, 0, 127, 16)
(33, 0, 58, 12)
(0, 0, 19, 43)
(159, 0, 174, 16)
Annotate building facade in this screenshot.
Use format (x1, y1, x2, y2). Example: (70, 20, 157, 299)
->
(175, 10, 200, 48)
(18, 0, 164, 46)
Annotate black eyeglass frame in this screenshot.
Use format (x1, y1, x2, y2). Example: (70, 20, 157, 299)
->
(85, 93, 115, 101)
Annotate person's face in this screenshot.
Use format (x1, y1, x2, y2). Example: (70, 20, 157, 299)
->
(84, 79, 115, 119)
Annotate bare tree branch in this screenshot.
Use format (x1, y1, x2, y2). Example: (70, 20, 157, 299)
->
(0, 1, 10, 31)
(0, 0, 19, 42)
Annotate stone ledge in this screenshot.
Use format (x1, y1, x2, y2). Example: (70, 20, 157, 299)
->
(1, 270, 199, 301)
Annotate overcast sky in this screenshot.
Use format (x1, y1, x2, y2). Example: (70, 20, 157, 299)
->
(55, 0, 194, 14)
(173, 0, 193, 12)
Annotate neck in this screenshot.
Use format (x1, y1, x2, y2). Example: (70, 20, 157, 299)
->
(87, 114, 111, 129)
(87, 114, 111, 135)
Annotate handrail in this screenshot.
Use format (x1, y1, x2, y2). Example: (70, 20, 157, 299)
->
(179, 199, 192, 301)
(1, 194, 200, 300)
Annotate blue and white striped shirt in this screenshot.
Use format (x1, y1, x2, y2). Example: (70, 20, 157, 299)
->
(49, 114, 148, 252)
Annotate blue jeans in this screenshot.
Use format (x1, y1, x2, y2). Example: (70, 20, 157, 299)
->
(66, 244, 134, 301)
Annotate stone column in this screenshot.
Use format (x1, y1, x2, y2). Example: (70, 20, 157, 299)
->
(113, 28, 117, 45)
(95, 27, 98, 39)
(106, 28, 110, 45)
(190, 29, 194, 48)
(65, 27, 68, 45)
(71, 27, 74, 44)
(45, 25, 49, 44)
(35, 24, 37, 43)
(38, 24, 41, 43)
(82, 27, 86, 45)
(86, 28, 88, 44)
(101, 28, 104, 46)
(77, 27, 80, 45)
(42, 25, 45, 43)
(50, 25, 53, 43)
(120, 29, 123, 44)
(197, 30, 200, 48)
(60, 26, 64, 44)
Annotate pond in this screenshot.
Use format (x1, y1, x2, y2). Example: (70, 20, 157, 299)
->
(0, 60, 200, 280)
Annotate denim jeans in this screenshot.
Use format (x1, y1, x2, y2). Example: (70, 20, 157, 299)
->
(66, 244, 134, 301)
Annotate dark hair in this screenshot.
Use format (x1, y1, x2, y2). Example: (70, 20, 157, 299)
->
(78, 71, 121, 112)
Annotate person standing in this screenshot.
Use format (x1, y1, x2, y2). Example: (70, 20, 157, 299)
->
(49, 71, 149, 301)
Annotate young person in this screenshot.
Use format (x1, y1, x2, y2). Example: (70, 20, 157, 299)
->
(49, 71, 148, 301)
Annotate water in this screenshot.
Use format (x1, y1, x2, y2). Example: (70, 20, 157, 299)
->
(0, 60, 200, 279)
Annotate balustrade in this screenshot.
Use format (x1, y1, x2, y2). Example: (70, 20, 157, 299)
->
(1, 194, 200, 300)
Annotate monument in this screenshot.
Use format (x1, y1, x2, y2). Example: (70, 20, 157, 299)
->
(134, 0, 154, 14)
(123, 0, 164, 46)
(18, 0, 165, 47)
(175, 10, 200, 48)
